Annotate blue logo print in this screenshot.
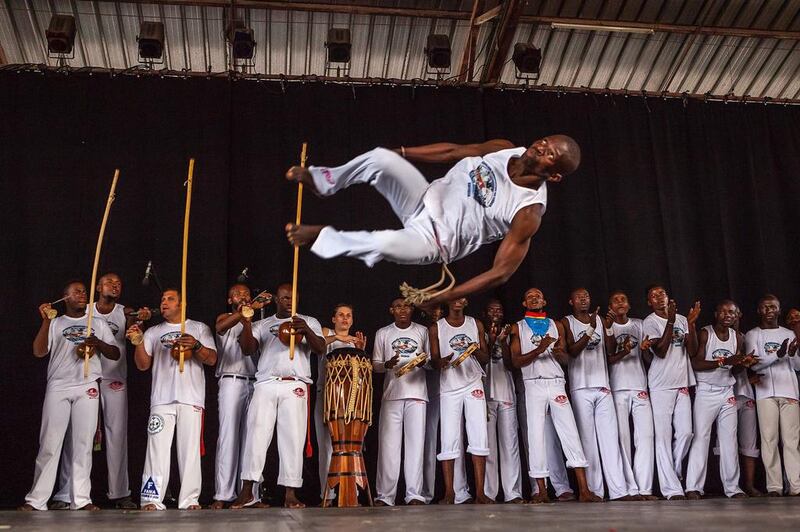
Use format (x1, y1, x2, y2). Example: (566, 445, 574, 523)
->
(764, 342, 781, 355)
(577, 330, 602, 350)
(616, 333, 639, 349)
(391, 337, 419, 355)
(449, 333, 473, 354)
(159, 331, 182, 348)
(141, 476, 159, 499)
(62, 325, 95, 344)
(468, 162, 498, 208)
(672, 327, 686, 347)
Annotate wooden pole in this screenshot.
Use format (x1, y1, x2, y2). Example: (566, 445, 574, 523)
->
(179, 158, 195, 373)
(289, 143, 307, 361)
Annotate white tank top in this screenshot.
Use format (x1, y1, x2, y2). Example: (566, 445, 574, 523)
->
(485, 334, 515, 403)
(215, 321, 257, 378)
(609, 318, 648, 392)
(697, 325, 737, 387)
(317, 330, 356, 393)
(423, 148, 547, 263)
(566, 315, 610, 391)
(517, 318, 564, 380)
(437, 316, 484, 393)
(96, 303, 128, 382)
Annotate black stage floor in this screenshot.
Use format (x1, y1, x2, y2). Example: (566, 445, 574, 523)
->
(3, 499, 800, 531)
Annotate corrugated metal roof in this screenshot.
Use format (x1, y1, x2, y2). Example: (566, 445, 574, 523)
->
(1, 0, 799, 100)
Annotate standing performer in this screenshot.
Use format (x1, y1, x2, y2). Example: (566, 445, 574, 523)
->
(746, 295, 800, 496)
(563, 289, 631, 501)
(685, 300, 753, 499)
(129, 288, 217, 510)
(210, 284, 271, 509)
(430, 298, 492, 504)
(482, 300, 524, 503)
(285, 136, 581, 304)
(510, 287, 597, 503)
(232, 284, 326, 509)
(641, 285, 700, 500)
(21, 281, 119, 511)
(606, 291, 656, 500)
(51, 273, 147, 510)
(373, 298, 430, 506)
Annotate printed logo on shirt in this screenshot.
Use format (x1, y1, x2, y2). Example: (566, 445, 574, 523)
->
(269, 324, 281, 337)
(449, 334, 473, 354)
(672, 327, 686, 347)
(616, 333, 639, 349)
(468, 162, 498, 208)
(763, 342, 781, 356)
(105, 320, 120, 337)
(320, 167, 335, 185)
(391, 337, 419, 355)
(678, 387, 689, 396)
(147, 414, 165, 434)
(86, 387, 99, 398)
(109, 381, 125, 391)
(577, 329, 602, 350)
(491, 342, 504, 361)
(712, 348, 733, 359)
(726, 396, 737, 405)
(293, 387, 306, 398)
(637, 391, 649, 400)
(141, 476, 160, 501)
(159, 331, 182, 348)
(554, 395, 569, 405)
(471, 389, 485, 399)
(62, 325, 96, 344)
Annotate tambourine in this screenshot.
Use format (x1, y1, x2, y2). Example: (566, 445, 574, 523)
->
(395, 352, 428, 377)
(451, 343, 479, 368)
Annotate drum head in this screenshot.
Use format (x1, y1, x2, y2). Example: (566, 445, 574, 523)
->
(326, 347, 369, 360)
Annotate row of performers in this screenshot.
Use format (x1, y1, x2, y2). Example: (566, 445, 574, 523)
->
(19, 273, 800, 510)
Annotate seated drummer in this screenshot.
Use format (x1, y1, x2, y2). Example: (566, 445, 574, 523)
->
(372, 298, 430, 506)
(232, 283, 326, 509)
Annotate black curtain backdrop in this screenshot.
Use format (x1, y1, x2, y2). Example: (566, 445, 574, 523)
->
(1, 71, 799, 507)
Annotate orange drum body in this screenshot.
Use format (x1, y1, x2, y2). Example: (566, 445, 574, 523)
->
(322, 347, 374, 507)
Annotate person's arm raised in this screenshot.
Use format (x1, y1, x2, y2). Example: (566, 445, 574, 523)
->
(396, 139, 514, 164)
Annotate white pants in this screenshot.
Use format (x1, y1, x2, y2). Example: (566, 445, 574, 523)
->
(140, 402, 203, 510)
(650, 387, 693, 498)
(241, 381, 308, 489)
(438, 381, 490, 460)
(523, 379, 589, 481)
(715, 396, 760, 458)
(25, 383, 100, 510)
(686, 383, 742, 497)
(485, 400, 523, 501)
(613, 389, 655, 496)
(572, 387, 630, 499)
(423, 372, 469, 503)
(214, 376, 261, 502)
(314, 388, 334, 499)
(309, 148, 440, 267)
(54, 378, 130, 503)
(375, 398, 427, 505)
(757, 397, 800, 494)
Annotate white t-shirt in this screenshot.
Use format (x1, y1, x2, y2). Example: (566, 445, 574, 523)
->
(94, 303, 128, 382)
(485, 334, 515, 403)
(696, 325, 737, 387)
(642, 312, 693, 391)
(517, 318, 564, 380)
(422, 148, 547, 264)
(609, 318, 648, 392)
(46, 314, 114, 391)
(747, 326, 800, 400)
(372, 322, 430, 402)
(143, 319, 215, 408)
(215, 320, 257, 378)
(566, 315, 610, 391)
(251, 314, 323, 385)
(437, 316, 485, 393)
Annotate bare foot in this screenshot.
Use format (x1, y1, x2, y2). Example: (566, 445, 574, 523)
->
(284, 489, 305, 509)
(141, 503, 158, 511)
(407, 499, 425, 505)
(438, 492, 455, 505)
(617, 495, 643, 501)
(18, 504, 37, 511)
(77, 503, 100, 511)
(475, 495, 494, 504)
(185, 504, 202, 510)
(248, 502, 270, 508)
(685, 491, 702, 500)
(667, 495, 687, 501)
(744, 487, 763, 497)
(507, 497, 525, 504)
(286, 166, 320, 196)
(557, 492, 576, 502)
(530, 492, 550, 504)
(578, 491, 604, 503)
(230, 490, 255, 509)
(731, 492, 748, 499)
(286, 224, 325, 247)
(767, 491, 782, 497)
(640, 495, 660, 501)
(374, 500, 389, 507)
(209, 500, 226, 510)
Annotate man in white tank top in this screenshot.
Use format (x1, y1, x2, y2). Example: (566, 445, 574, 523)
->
(641, 285, 700, 500)
(430, 298, 492, 504)
(509, 288, 598, 503)
(605, 291, 656, 500)
(562, 288, 631, 501)
(210, 284, 271, 509)
(285, 136, 581, 304)
(685, 300, 754, 499)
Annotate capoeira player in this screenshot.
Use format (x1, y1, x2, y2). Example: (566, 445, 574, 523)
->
(21, 281, 119, 511)
(317, 303, 366, 504)
(285, 136, 581, 304)
(372, 298, 430, 506)
(510, 287, 598, 503)
(685, 300, 754, 499)
(563, 289, 631, 501)
(430, 298, 492, 504)
(51, 273, 145, 510)
(746, 295, 800, 496)
(641, 286, 700, 500)
(481, 299, 523, 503)
(129, 288, 217, 510)
(210, 284, 271, 509)
(232, 284, 326, 508)
(606, 291, 656, 500)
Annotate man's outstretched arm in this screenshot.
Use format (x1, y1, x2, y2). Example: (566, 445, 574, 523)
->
(428, 204, 541, 305)
(396, 139, 514, 164)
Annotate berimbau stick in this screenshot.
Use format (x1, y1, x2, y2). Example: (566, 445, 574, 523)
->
(179, 158, 195, 373)
(84, 169, 120, 378)
(289, 142, 307, 361)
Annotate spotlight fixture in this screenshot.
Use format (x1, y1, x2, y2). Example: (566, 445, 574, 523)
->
(325, 28, 351, 63)
(425, 34, 451, 73)
(137, 21, 165, 62)
(227, 20, 256, 60)
(46, 15, 76, 56)
(512, 43, 542, 79)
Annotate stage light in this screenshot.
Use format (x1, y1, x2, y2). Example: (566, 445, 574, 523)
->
(425, 34, 451, 70)
(512, 43, 542, 74)
(325, 28, 351, 63)
(46, 15, 76, 55)
(137, 22, 164, 61)
(227, 21, 256, 60)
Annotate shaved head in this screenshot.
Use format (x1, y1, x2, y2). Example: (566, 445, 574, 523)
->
(551, 134, 581, 175)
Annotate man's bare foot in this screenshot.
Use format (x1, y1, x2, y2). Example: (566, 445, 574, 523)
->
(557, 492, 576, 502)
(475, 494, 494, 504)
(285, 166, 320, 196)
(230, 490, 255, 509)
(185, 504, 202, 510)
(209, 500, 226, 510)
(530, 492, 550, 504)
(408, 499, 425, 505)
(617, 495, 643, 501)
(286, 224, 325, 248)
(578, 491, 604, 503)
(248, 502, 270, 508)
(685, 491, 702, 500)
(744, 487, 763, 497)
(284, 489, 305, 509)
(767, 491, 782, 497)
(459, 497, 474, 504)
(667, 495, 686, 501)
(17, 503, 37, 511)
(507, 497, 525, 504)
(731, 492, 748, 499)
(374, 500, 389, 506)
(640, 494, 660, 501)
(141, 503, 158, 511)
(77, 503, 100, 511)
(438, 492, 455, 505)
